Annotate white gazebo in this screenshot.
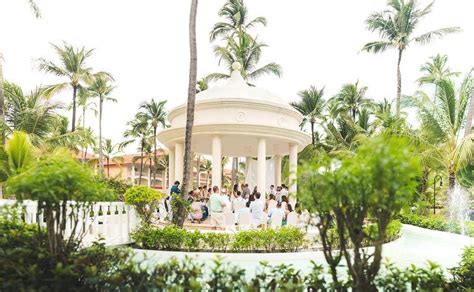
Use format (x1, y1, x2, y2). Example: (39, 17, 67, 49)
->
(158, 63, 311, 196)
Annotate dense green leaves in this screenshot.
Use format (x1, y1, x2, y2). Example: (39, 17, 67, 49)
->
(133, 225, 307, 253)
(124, 186, 164, 224)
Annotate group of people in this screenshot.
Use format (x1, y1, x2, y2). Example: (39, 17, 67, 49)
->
(167, 181, 298, 228)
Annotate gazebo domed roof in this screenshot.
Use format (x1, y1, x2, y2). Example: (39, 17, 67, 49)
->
(158, 62, 311, 157)
(197, 63, 289, 108)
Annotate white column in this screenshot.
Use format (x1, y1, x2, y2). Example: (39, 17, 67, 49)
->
(212, 136, 222, 189)
(274, 155, 282, 187)
(257, 138, 266, 197)
(245, 156, 251, 183)
(131, 165, 136, 186)
(289, 143, 298, 197)
(168, 147, 175, 191)
(174, 142, 184, 184)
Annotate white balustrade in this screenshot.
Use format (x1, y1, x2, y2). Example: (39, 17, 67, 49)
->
(0, 199, 143, 247)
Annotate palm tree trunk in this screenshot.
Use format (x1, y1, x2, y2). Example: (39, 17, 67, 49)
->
(107, 157, 110, 178)
(464, 91, 474, 138)
(310, 120, 315, 146)
(139, 142, 144, 185)
(82, 106, 86, 129)
(72, 85, 78, 132)
(173, 0, 198, 227)
(82, 106, 87, 164)
(153, 126, 157, 187)
(149, 155, 152, 186)
(196, 155, 201, 187)
(98, 96, 104, 175)
(0, 57, 5, 145)
(396, 49, 403, 116)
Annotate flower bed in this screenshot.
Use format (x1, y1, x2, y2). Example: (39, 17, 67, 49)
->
(132, 225, 308, 253)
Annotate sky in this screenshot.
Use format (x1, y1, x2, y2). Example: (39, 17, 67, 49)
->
(1, 0, 473, 153)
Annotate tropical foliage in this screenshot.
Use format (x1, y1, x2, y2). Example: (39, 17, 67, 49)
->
(362, 0, 460, 114)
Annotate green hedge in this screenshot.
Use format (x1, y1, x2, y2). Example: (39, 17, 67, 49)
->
(1, 215, 473, 291)
(398, 213, 474, 237)
(132, 225, 307, 252)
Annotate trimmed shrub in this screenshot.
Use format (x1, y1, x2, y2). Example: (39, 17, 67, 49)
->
(132, 225, 307, 253)
(398, 213, 474, 237)
(450, 245, 474, 289)
(124, 186, 164, 224)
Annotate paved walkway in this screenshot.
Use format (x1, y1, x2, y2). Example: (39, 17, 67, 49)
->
(135, 225, 474, 273)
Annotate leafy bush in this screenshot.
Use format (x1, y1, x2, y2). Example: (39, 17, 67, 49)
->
(124, 185, 164, 224)
(100, 177, 132, 201)
(6, 151, 114, 257)
(133, 225, 307, 253)
(376, 261, 448, 291)
(2, 214, 473, 291)
(450, 245, 474, 289)
(398, 213, 474, 237)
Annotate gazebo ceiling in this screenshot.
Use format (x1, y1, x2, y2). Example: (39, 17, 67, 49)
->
(158, 124, 310, 157)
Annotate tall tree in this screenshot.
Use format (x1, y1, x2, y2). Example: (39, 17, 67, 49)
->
(407, 71, 473, 187)
(207, 0, 281, 83)
(418, 54, 460, 105)
(88, 73, 115, 176)
(208, 34, 281, 82)
(101, 138, 122, 178)
(173, 0, 198, 227)
(38, 42, 95, 132)
(77, 87, 96, 161)
(331, 81, 371, 121)
(1, 81, 61, 143)
(209, 0, 266, 41)
(290, 86, 326, 146)
(418, 54, 460, 86)
(362, 0, 460, 115)
(138, 99, 167, 186)
(0, 55, 6, 145)
(121, 115, 152, 186)
(1, 1, 41, 145)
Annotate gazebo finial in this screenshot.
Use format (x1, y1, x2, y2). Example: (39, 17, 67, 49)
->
(231, 61, 242, 71)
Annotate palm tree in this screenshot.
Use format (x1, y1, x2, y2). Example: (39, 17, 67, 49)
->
(173, 0, 198, 228)
(0, 2, 40, 145)
(290, 86, 326, 146)
(418, 54, 460, 87)
(138, 99, 167, 186)
(121, 114, 151, 186)
(200, 158, 212, 186)
(407, 71, 473, 187)
(0, 131, 35, 183)
(1, 81, 61, 143)
(208, 34, 281, 82)
(418, 54, 460, 105)
(464, 91, 474, 138)
(38, 42, 95, 132)
(331, 82, 371, 121)
(101, 139, 122, 178)
(88, 73, 115, 176)
(77, 87, 97, 130)
(26, 0, 41, 18)
(196, 76, 209, 93)
(77, 87, 96, 161)
(362, 0, 460, 115)
(209, 0, 266, 41)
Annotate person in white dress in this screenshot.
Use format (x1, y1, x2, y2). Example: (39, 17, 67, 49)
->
(249, 192, 265, 227)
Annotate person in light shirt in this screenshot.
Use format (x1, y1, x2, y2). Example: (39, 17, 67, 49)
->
(209, 186, 227, 226)
(268, 201, 285, 223)
(249, 192, 264, 227)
